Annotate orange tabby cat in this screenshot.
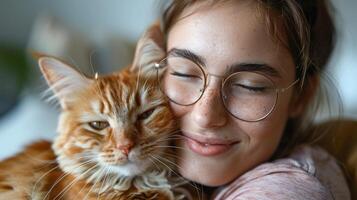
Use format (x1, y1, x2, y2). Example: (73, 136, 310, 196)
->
(0, 24, 193, 200)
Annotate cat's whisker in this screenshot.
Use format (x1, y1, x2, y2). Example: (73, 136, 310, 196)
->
(147, 155, 195, 199)
(161, 134, 185, 139)
(67, 55, 93, 85)
(75, 154, 98, 162)
(63, 55, 90, 89)
(152, 152, 185, 170)
(23, 152, 57, 165)
(80, 167, 102, 200)
(31, 164, 61, 198)
(98, 166, 111, 198)
(70, 51, 103, 101)
(42, 159, 95, 200)
(148, 157, 161, 172)
(156, 133, 185, 139)
(92, 73, 105, 102)
(89, 50, 97, 75)
(73, 169, 94, 199)
(75, 163, 106, 199)
(164, 133, 187, 140)
(138, 133, 184, 148)
(149, 155, 179, 180)
(167, 129, 183, 135)
(149, 153, 204, 199)
(157, 151, 182, 160)
(153, 132, 186, 142)
(154, 137, 186, 144)
(53, 162, 99, 200)
(154, 154, 192, 177)
(83, 167, 108, 199)
(84, 166, 106, 200)
(155, 145, 186, 151)
(143, 136, 183, 149)
(86, 165, 109, 185)
(96, 170, 106, 199)
(41, 172, 69, 200)
(151, 155, 204, 200)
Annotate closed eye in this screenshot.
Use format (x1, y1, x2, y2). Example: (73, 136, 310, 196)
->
(170, 71, 202, 79)
(234, 84, 267, 92)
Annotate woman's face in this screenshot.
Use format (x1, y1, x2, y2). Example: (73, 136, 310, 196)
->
(166, 1, 298, 186)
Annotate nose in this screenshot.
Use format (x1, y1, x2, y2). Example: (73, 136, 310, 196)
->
(116, 141, 134, 156)
(191, 80, 228, 128)
(114, 131, 135, 156)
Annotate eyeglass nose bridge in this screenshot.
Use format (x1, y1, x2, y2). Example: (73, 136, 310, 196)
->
(200, 72, 226, 93)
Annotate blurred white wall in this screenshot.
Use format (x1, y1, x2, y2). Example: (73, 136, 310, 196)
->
(329, 0, 357, 117)
(0, 0, 160, 47)
(0, 0, 356, 160)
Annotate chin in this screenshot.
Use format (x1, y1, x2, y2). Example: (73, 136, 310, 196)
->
(179, 167, 229, 187)
(178, 156, 235, 187)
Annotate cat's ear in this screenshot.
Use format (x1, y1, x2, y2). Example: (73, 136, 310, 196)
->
(38, 56, 92, 108)
(131, 21, 165, 76)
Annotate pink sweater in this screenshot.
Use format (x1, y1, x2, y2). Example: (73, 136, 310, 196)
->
(212, 145, 350, 200)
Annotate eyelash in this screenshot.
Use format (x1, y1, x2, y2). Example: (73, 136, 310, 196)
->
(234, 84, 267, 92)
(170, 71, 202, 79)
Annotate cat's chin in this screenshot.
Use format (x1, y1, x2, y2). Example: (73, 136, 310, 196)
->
(104, 161, 151, 177)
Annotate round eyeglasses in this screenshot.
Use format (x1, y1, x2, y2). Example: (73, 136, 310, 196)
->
(154, 56, 299, 122)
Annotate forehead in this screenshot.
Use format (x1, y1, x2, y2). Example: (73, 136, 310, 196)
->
(86, 73, 160, 112)
(167, 0, 295, 82)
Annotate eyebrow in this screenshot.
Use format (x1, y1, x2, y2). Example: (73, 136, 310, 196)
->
(167, 48, 281, 78)
(167, 48, 206, 67)
(227, 63, 281, 78)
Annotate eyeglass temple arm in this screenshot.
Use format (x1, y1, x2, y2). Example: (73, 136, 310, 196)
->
(279, 79, 300, 93)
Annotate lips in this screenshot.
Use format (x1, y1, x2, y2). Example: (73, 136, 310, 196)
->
(182, 132, 240, 156)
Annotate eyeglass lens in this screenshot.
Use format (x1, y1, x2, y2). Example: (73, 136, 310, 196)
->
(157, 56, 278, 121)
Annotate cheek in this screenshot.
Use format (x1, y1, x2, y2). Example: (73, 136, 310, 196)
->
(61, 132, 102, 156)
(241, 117, 286, 145)
(240, 94, 292, 148)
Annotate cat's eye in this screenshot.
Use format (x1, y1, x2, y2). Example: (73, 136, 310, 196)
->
(88, 121, 109, 131)
(138, 108, 155, 120)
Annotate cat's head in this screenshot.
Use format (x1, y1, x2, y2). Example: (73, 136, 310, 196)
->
(38, 23, 177, 181)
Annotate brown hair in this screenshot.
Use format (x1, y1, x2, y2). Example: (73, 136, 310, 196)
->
(160, 0, 337, 156)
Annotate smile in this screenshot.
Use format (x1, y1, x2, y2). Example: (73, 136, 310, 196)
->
(181, 133, 240, 156)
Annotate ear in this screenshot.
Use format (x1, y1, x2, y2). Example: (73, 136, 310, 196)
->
(131, 21, 165, 77)
(38, 56, 92, 108)
(289, 75, 319, 118)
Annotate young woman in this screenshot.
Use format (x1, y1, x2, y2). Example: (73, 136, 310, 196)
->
(153, 0, 351, 199)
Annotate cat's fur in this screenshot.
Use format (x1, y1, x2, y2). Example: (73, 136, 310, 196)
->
(0, 23, 193, 200)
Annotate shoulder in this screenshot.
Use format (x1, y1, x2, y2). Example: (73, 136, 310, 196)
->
(212, 145, 350, 200)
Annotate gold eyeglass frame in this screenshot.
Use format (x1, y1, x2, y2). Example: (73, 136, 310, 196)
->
(154, 56, 300, 122)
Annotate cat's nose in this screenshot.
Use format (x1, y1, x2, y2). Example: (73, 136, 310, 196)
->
(116, 142, 134, 156)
